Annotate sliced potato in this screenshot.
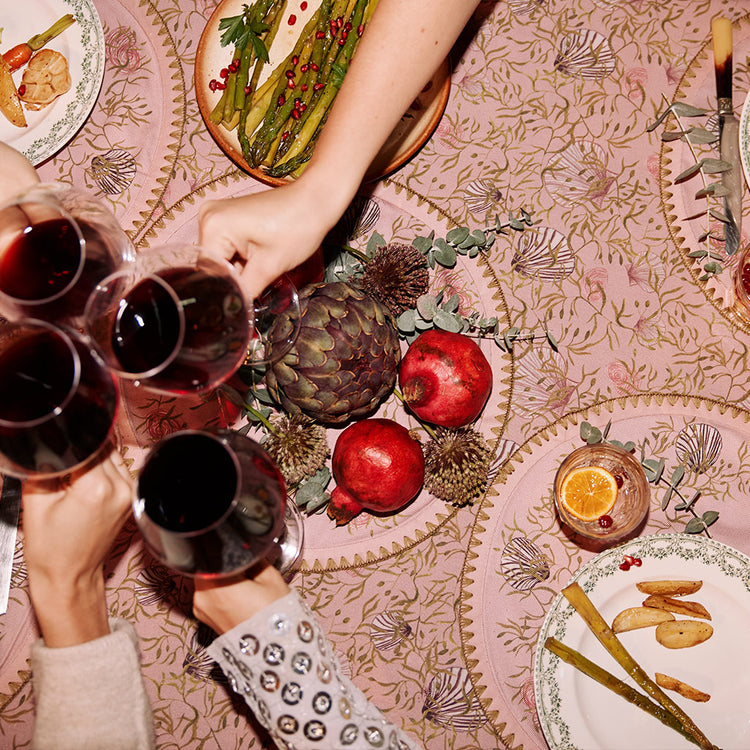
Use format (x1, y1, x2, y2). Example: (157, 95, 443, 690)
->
(642, 594, 711, 621)
(655, 672, 711, 702)
(635, 580, 703, 597)
(655, 619, 713, 649)
(611, 606, 675, 633)
(0, 55, 26, 128)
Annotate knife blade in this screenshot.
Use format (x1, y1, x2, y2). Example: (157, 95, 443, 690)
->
(712, 16, 742, 256)
(0, 475, 21, 615)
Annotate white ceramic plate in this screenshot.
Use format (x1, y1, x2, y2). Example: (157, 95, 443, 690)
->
(0, 0, 105, 165)
(534, 534, 750, 750)
(194, 0, 450, 186)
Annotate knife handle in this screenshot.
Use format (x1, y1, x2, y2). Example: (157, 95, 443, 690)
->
(711, 16, 733, 104)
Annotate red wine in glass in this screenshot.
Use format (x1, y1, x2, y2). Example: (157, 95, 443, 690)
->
(0, 322, 119, 478)
(135, 430, 288, 577)
(0, 196, 125, 324)
(110, 266, 250, 393)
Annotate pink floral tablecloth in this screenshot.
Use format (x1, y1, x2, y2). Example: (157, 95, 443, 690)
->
(3, 1, 750, 749)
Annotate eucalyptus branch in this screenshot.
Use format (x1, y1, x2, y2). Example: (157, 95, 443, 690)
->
(580, 421, 719, 537)
(649, 97, 732, 280)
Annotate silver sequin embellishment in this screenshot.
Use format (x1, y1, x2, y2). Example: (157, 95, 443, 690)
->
(303, 720, 326, 741)
(291, 651, 312, 674)
(340, 724, 359, 745)
(317, 662, 333, 684)
(312, 691, 332, 714)
(297, 620, 314, 642)
(278, 715, 299, 734)
(365, 725, 385, 746)
(281, 681, 303, 705)
(264, 643, 285, 665)
(339, 696, 352, 719)
(260, 670, 280, 692)
(269, 613, 291, 636)
(239, 634, 259, 656)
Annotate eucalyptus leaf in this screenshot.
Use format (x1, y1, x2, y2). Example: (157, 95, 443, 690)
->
(433, 308, 464, 332)
(254, 388, 275, 405)
(661, 486, 673, 510)
(580, 422, 603, 444)
(670, 465, 685, 487)
(432, 241, 458, 267)
(397, 308, 417, 334)
(412, 235, 434, 254)
(675, 163, 702, 182)
(366, 231, 386, 255)
(700, 158, 731, 174)
(416, 294, 438, 319)
(684, 517, 706, 534)
(670, 102, 708, 117)
(702, 510, 719, 527)
(685, 127, 718, 144)
(446, 227, 470, 245)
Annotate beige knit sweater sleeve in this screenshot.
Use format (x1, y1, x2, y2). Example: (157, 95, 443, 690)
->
(30, 617, 155, 750)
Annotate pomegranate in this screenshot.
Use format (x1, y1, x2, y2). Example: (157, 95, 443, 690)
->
(328, 418, 425, 525)
(398, 330, 492, 428)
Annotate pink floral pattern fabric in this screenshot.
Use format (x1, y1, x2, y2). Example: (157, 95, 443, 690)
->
(2, 2, 750, 750)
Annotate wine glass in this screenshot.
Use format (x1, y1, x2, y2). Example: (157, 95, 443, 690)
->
(245, 274, 301, 367)
(133, 429, 304, 578)
(84, 244, 252, 394)
(0, 184, 135, 324)
(0, 319, 119, 479)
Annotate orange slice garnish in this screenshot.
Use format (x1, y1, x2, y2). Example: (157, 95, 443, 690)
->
(559, 466, 618, 521)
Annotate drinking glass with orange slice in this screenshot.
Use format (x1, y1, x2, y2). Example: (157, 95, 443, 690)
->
(553, 443, 650, 546)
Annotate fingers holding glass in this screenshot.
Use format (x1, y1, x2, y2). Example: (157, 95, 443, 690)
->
(133, 430, 303, 578)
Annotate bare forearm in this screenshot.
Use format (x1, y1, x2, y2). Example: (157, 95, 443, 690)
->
(29, 572, 110, 647)
(297, 0, 480, 219)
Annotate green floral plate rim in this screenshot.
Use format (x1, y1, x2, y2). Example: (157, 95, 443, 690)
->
(534, 533, 750, 750)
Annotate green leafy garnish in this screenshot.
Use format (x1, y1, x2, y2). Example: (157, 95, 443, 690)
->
(218, 3, 271, 62)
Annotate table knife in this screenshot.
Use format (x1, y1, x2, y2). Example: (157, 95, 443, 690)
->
(0, 476, 21, 616)
(711, 16, 742, 256)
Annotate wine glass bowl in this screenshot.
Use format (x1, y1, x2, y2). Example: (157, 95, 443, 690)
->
(134, 429, 302, 578)
(245, 274, 301, 367)
(84, 244, 251, 394)
(0, 319, 119, 478)
(0, 184, 134, 324)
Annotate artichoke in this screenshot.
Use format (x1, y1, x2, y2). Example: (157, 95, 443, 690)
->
(265, 281, 401, 424)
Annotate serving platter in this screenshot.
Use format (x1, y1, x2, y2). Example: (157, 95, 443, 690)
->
(194, 0, 450, 186)
(0, 0, 105, 165)
(534, 533, 750, 750)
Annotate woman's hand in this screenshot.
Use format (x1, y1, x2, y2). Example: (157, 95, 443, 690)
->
(193, 562, 290, 635)
(198, 175, 341, 301)
(22, 450, 134, 647)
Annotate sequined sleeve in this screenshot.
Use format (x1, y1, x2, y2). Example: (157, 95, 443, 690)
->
(207, 590, 423, 750)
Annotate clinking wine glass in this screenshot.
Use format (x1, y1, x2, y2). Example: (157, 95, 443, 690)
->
(133, 429, 304, 578)
(84, 243, 253, 394)
(0, 184, 135, 324)
(0, 319, 119, 479)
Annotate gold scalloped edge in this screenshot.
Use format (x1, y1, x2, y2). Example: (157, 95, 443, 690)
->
(457, 392, 750, 747)
(659, 14, 750, 332)
(135, 169, 245, 248)
(129, 0, 191, 245)
(0, 667, 31, 713)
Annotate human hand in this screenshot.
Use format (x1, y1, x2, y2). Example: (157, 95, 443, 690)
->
(197, 173, 344, 301)
(192, 562, 291, 635)
(22, 449, 134, 647)
(0, 141, 40, 204)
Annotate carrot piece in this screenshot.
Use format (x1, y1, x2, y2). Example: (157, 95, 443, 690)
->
(3, 45, 32, 73)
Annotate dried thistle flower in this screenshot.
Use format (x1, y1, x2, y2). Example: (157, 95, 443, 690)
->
(423, 427, 492, 507)
(262, 414, 329, 487)
(358, 242, 429, 316)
